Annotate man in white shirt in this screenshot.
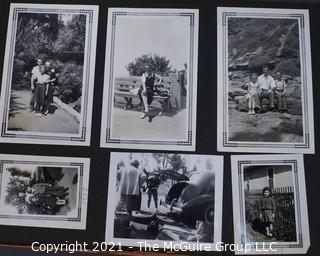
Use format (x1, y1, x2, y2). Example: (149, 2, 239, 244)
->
(31, 58, 42, 91)
(30, 58, 42, 111)
(257, 65, 276, 111)
(117, 160, 142, 214)
(139, 65, 162, 119)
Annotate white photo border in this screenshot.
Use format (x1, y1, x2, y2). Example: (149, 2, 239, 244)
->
(105, 152, 224, 251)
(100, 8, 199, 151)
(0, 3, 99, 146)
(0, 154, 90, 230)
(217, 7, 315, 153)
(231, 154, 310, 254)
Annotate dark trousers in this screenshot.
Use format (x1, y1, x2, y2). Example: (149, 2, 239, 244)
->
(147, 188, 158, 208)
(276, 95, 287, 110)
(119, 193, 141, 214)
(34, 84, 46, 107)
(43, 84, 54, 112)
(259, 89, 275, 108)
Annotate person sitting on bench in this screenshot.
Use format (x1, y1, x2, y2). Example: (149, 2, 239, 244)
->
(138, 65, 162, 119)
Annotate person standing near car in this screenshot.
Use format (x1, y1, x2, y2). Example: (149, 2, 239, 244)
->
(144, 169, 161, 213)
(117, 160, 142, 215)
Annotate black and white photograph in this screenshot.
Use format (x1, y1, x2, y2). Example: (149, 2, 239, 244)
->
(100, 8, 199, 151)
(217, 7, 314, 153)
(0, 154, 90, 229)
(0, 3, 98, 145)
(105, 152, 223, 249)
(231, 154, 310, 254)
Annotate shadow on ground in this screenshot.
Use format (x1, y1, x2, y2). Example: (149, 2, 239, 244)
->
(114, 97, 179, 118)
(9, 91, 29, 118)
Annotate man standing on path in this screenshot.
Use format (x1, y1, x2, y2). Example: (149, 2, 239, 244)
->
(257, 65, 276, 112)
(30, 58, 42, 111)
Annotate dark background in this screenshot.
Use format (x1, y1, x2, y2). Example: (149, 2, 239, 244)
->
(0, 0, 319, 255)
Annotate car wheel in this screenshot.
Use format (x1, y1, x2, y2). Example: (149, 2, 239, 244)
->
(204, 205, 214, 222)
(131, 211, 155, 224)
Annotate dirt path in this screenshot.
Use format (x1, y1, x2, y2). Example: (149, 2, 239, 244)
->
(8, 90, 79, 134)
(111, 105, 188, 141)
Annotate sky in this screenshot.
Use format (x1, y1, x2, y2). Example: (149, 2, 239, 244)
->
(120, 153, 215, 174)
(113, 15, 190, 76)
(59, 14, 75, 25)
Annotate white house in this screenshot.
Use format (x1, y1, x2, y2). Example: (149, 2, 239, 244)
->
(244, 165, 293, 191)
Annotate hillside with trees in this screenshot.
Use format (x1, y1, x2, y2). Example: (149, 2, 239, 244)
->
(227, 18, 304, 143)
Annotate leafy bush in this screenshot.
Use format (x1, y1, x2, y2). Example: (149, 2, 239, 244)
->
(245, 192, 260, 222)
(56, 62, 83, 104)
(7, 167, 31, 177)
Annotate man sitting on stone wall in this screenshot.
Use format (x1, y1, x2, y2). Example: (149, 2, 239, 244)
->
(257, 65, 276, 112)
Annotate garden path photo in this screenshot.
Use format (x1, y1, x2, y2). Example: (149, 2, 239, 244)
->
(0, 4, 98, 145)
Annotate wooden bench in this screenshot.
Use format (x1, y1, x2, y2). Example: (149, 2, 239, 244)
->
(114, 75, 176, 113)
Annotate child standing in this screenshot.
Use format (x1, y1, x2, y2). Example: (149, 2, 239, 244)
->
(259, 187, 276, 237)
(247, 73, 260, 114)
(274, 72, 287, 112)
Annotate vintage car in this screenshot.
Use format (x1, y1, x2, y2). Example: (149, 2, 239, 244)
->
(128, 170, 215, 242)
(160, 170, 215, 226)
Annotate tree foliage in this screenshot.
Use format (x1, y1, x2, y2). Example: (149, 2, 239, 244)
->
(52, 15, 86, 63)
(126, 53, 172, 76)
(55, 61, 83, 104)
(12, 13, 87, 107)
(152, 153, 186, 172)
(7, 167, 31, 177)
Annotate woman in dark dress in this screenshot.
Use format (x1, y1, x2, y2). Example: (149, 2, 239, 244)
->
(44, 61, 57, 115)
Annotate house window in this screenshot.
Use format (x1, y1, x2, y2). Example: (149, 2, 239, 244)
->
(268, 168, 274, 189)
